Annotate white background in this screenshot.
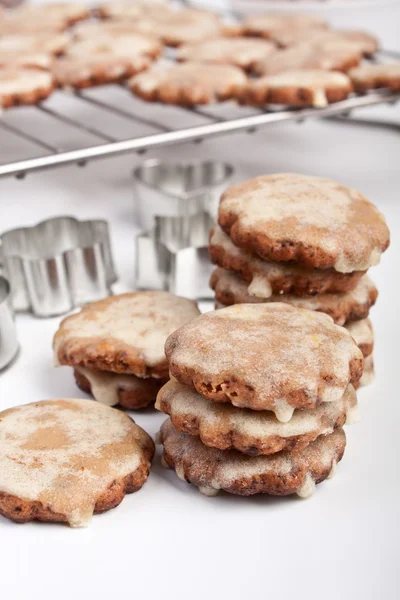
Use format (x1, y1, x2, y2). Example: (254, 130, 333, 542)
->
(0, 2, 399, 599)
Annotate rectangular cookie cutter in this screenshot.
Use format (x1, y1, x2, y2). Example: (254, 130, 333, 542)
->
(133, 159, 234, 299)
(0, 216, 117, 317)
(0, 276, 19, 371)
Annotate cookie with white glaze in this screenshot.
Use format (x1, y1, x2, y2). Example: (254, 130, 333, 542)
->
(218, 174, 390, 273)
(0, 399, 154, 527)
(349, 63, 400, 93)
(210, 267, 377, 325)
(165, 303, 363, 422)
(130, 62, 247, 106)
(160, 418, 346, 497)
(272, 28, 379, 55)
(243, 13, 328, 41)
(53, 291, 200, 379)
(0, 67, 54, 108)
(0, 33, 70, 55)
(346, 318, 373, 358)
(157, 379, 357, 456)
(66, 33, 162, 61)
(240, 69, 352, 107)
(0, 51, 54, 71)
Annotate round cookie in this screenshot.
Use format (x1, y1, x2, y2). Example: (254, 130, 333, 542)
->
(210, 268, 377, 326)
(157, 379, 357, 456)
(53, 291, 200, 379)
(165, 303, 363, 422)
(348, 63, 400, 93)
(74, 366, 168, 410)
(209, 225, 366, 297)
(218, 174, 390, 273)
(0, 33, 70, 55)
(177, 37, 275, 71)
(66, 33, 162, 61)
(243, 13, 328, 41)
(130, 62, 247, 106)
(0, 67, 54, 108)
(345, 318, 373, 358)
(97, 1, 174, 21)
(0, 399, 154, 526)
(160, 418, 346, 497)
(240, 69, 352, 107)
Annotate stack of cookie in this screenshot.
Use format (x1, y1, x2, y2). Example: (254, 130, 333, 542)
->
(209, 173, 390, 387)
(157, 303, 363, 498)
(53, 291, 200, 410)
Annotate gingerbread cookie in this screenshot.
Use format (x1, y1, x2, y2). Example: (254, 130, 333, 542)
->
(0, 399, 154, 526)
(0, 67, 54, 108)
(74, 366, 168, 410)
(349, 63, 400, 93)
(210, 268, 377, 326)
(345, 318, 373, 358)
(0, 33, 70, 55)
(130, 62, 247, 106)
(240, 69, 352, 107)
(67, 33, 162, 61)
(160, 418, 346, 497)
(157, 379, 357, 456)
(177, 37, 275, 71)
(243, 13, 328, 41)
(165, 304, 363, 421)
(53, 291, 200, 379)
(209, 226, 366, 297)
(218, 174, 390, 273)
(98, 1, 173, 21)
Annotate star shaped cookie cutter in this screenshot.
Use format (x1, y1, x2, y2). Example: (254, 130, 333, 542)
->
(0, 216, 117, 317)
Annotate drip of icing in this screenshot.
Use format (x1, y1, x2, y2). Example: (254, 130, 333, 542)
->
(248, 274, 273, 298)
(160, 455, 169, 469)
(297, 473, 316, 498)
(199, 485, 219, 497)
(273, 399, 295, 423)
(175, 463, 186, 482)
(76, 366, 135, 407)
(327, 460, 337, 480)
(69, 505, 94, 528)
(311, 87, 328, 107)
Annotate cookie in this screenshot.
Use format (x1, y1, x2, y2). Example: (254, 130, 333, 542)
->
(345, 318, 373, 358)
(0, 67, 54, 108)
(272, 28, 379, 55)
(53, 53, 151, 88)
(66, 33, 162, 61)
(0, 12, 67, 34)
(177, 37, 275, 71)
(243, 13, 328, 41)
(0, 33, 70, 55)
(0, 399, 154, 526)
(209, 226, 366, 297)
(165, 303, 363, 421)
(73, 19, 161, 41)
(74, 366, 168, 410)
(210, 268, 377, 326)
(252, 42, 361, 76)
(157, 378, 357, 456)
(356, 353, 374, 388)
(218, 174, 390, 273)
(9, 3, 90, 27)
(129, 62, 247, 106)
(240, 69, 352, 107)
(98, 1, 173, 21)
(53, 291, 200, 379)
(0, 51, 53, 71)
(160, 418, 346, 497)
(348, 63, 400, 93)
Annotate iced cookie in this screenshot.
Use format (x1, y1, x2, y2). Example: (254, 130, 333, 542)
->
(130, 62, 247, 106)
(210, 268, 377, 326)
(159, 418, 346, 497)
(240, 69, 352, 107)
(243, 13, 328, 41)
(0, 51, 53, 71)
(348, 63, 400, 93)
(272, 28, 379, 55)
(157, 379, 357, 456)
(0, 33, 70, 55)
(66, 33, 162, 61)
(53, 291, 200, 379)
(218, 174, 390, 272)
(209, 225, 366, 297)
(345, 318, 373, 358)
(177, 37, 275, 71)
(165, 303, 363, 421)
(0, 399, 154, 526)
(0, 67, 54, 108)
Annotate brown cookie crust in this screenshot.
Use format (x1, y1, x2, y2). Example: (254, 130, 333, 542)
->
(160, 419, 346, 496)
(0, 68, 54, 108)
(209, 226, 365, 297)
(210, 267, 377, 326)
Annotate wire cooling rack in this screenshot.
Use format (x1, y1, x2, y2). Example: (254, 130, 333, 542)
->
(0, 51, 399, 179)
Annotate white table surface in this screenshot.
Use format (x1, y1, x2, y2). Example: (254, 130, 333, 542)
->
(1, 4, 400, 600)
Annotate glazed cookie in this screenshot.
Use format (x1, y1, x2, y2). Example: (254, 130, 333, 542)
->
(0, 33, 70, 55)
(160, 418, 346, 497)
(345, 318, 373, 358)
(218, 174, 390, 272)
(74, 366, 168, 410)
(0, 51, 53, 71)
(53, 291, 200, 379)
(177, 37, 275, 71)
(73, 19, 161, 40)
(243, 13, 328, 41)
(165, 303, 363, 421)
(66, 33, 162, 61)
(0, 399, 154, 526)
(272, 28, 379, 55)
(348, 63, 400, 93)
(209, 226, 366, 297)
(0, 67, 54, 108)
(210, 268, 377, 326)
(157, 379, 357, 456)
(252, 42, 361, 76)
(98, 1, 173, 21)
(130, 62, 247, 106)
(240, 69, 352, 107)
(9, 3, 90, 27)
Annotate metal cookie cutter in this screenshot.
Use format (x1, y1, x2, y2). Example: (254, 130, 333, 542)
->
(0, 276, 19, 370)
(133, 159, 233, 299)
(0, 216, 117, 318)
